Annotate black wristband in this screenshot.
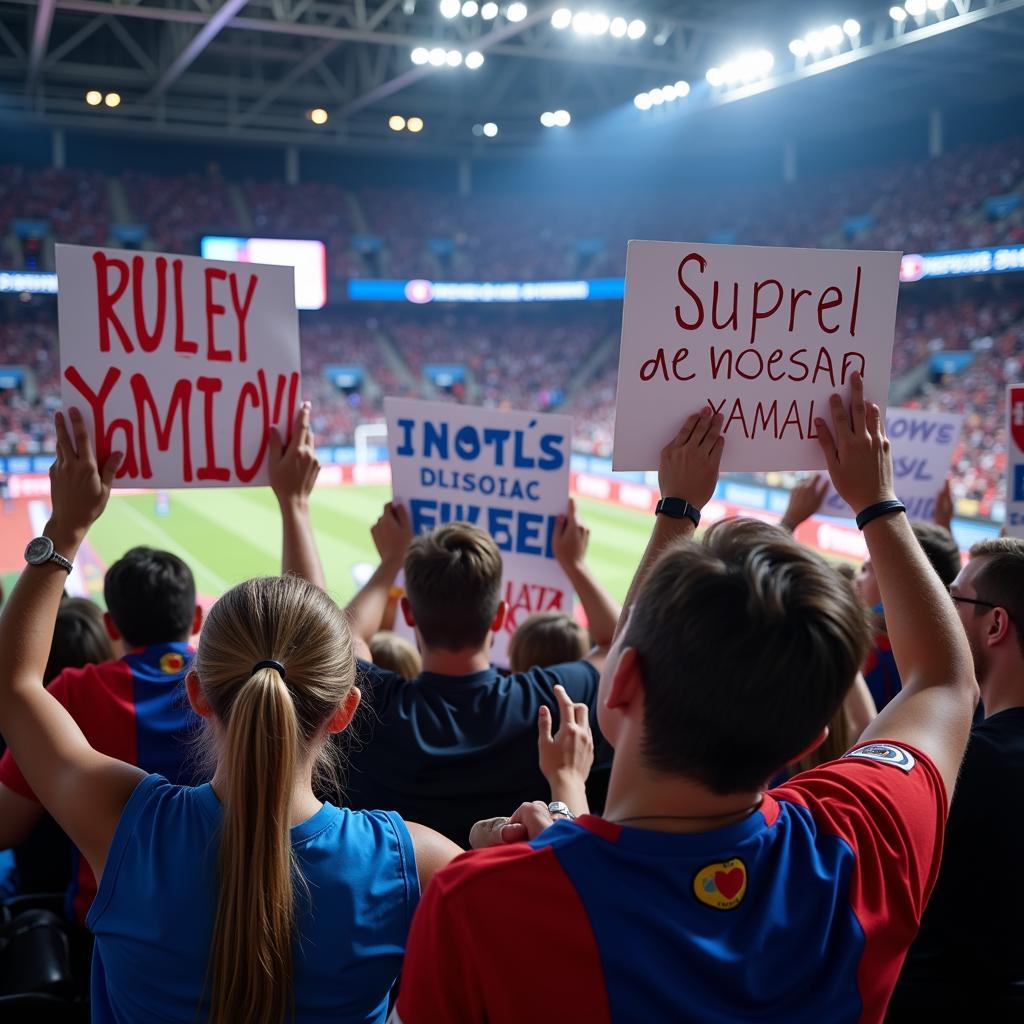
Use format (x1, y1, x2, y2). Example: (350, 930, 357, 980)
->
(655, 497, 700, 528)
(855, 499, 906, 531)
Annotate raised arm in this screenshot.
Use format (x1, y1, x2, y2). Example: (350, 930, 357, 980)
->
(0, 409, 144, 881)
(269, 401, 325, 589)
(779, 474, 829, 532)
(816, 374, 977, 797)
(615, 407, 724, 640)
(552, 498, 620, 668)
(345, 502, 412, 661)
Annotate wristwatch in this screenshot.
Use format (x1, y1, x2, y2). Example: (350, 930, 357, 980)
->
(548, 801, 576, 821)
(24, 536, 74, 574)
(655, 496, 701, 528)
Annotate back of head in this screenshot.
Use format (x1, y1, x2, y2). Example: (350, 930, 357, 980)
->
(508, 612, 588, 672)
(370, 631, 422, 680)
(404, 522, 503, 651)
(103, 547, 196, 647)
(194, 575, 355, 1024)
(910, 521, 962, 586)
(45, 598, 115, 684)
(624, 519, 872, 794)
(968, 537, 1024, 657)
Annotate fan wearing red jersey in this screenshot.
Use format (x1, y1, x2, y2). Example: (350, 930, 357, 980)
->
(394, 374, 978, 1024)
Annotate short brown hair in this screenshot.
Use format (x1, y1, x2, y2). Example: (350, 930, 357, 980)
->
(370, 631, 422, 680)
(404, 522, 503, 651)
(968, 537, 1024, 656)
(624, 518, 872, 794)
(910, 521, 962, 586)
(508, 612, 588, 672)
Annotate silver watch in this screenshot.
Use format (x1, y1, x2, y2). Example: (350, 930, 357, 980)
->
(25, 536, 74, 574)
(548, 801, 576, 821)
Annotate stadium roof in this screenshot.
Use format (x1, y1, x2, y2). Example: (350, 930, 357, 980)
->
(1, 0, 1023, 157)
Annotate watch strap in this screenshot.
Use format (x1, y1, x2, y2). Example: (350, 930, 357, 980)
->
(655, 497, 701, 527)
(49, 550, 74, 574)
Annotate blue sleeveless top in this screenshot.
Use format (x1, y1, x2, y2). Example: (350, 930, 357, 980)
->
(87, 774, 419, 1023)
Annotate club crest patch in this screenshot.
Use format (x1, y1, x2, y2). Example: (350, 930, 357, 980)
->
(160, 651, 186, 674)
(844, 743, 915, 772)
(693, 858, 747, 910)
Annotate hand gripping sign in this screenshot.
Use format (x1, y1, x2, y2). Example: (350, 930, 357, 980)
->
(612, 241, 902, 472)
(57, 244, 301, 488)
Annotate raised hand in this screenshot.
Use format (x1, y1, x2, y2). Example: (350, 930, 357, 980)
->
(934, 478, 954, 532)
(269, 401, 320, 509)
(538, 684, 593, 805)
(780, 474, 830, 532)
(371, 501, 413, 567)
(815, 372, 896, 514)
(659, 407, 724, 508)
(552, 498, 590, 572)
(468, 800, 555, 850)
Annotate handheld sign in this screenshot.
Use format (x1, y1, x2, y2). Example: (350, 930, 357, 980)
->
(385, 397, 573, 667)
(1008, 383, 1024, 539)
(57, 243, 301, 488)
(820, 408, 964, 520)
(612, 241, 902, 472)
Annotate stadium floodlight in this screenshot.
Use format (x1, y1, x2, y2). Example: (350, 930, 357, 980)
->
(806, 30, 825, 54)
(610, 16, 627, 37)
(540, 110, 556, 126)
(927, 0, 946, 9)
(411, 46, 430, 64)
(571, 11, 591, 33)
(551, 7, 572, 28)
(462, 0, 479, 14)
(389, 115, 406, 130)
(407, 116, 424, 132)
(85, 90, 102, 106)
(674, 80, 690, 97)
(705, 66, 723, 87)
(905, 0, 927, 15)
(843, 18, 861, 37)
(889, 5, 907, 20)
(823, 24, 844, 47)
(753, 49, 774, 74)
(483, 122, 498, 137)
(481, 1, 499, 16)
(428, 47, 447, 65)
(789, 38, 808, 57)
(104, 92, 121, 108)
(662, 84, 677, 100)
(506, 2, 528, 22)
(633, 92, 652, 109)
(649, 87, 664, 104)
(439, 0, 460, 17)
(309, 107, 329, 125)
(465, 50, 485, 68)
(553, 109, 571, 126)
(590, 13, 610, 34)
(446, 49, 464, 66)
(626, 18, 646, 39)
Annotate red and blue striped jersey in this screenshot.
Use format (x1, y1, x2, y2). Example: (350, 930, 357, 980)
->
(0, 643, 198, 922)
(395, 741, 945, 1024)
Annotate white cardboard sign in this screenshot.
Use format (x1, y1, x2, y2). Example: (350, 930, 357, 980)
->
(820, 408, 964, 520)
(612, 241, 902, 472)
(1007, 383, 1024, 539)
(57, 243, 301, 488)
(385, 397, 573, 667)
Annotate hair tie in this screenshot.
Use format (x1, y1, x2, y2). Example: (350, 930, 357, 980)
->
(252, 659, 287, 680)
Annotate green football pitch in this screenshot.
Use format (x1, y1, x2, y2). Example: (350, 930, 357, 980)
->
(21, 486, 655, 608)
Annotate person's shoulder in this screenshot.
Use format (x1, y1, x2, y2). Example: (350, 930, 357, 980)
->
(429, 840, 560, 903)
(356, 658, 405, 692)
(47, 657, 127, 700)
(512, 660, 599, 696)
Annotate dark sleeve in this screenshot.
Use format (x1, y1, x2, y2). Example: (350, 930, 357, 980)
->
(543, 661, 601, 706)
(355, 658, 404, 713)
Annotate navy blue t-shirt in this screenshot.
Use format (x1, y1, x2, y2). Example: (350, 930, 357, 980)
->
(341, 661, 605, 845)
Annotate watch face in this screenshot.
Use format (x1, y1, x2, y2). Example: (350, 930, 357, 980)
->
(25, 536, 54, 564)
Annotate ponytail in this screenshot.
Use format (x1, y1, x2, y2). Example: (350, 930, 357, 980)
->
(208, 666, 300, 1024)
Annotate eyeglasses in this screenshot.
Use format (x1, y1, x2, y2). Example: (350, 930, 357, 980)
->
(948, 592, 997, 611)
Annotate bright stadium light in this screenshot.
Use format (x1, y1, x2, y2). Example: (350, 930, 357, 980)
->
(674, 79, 690, 97)
(428, 47, 447, 65)
(506, 2, 528, 22)
(634, 92, 652, 109)
(806, 30, 825, 54)
(104, 92, 121, 107)
(890, 5, 907, 20)
(439, 0, 460, 17)
(389, 115, 406, 131)
(927, 0, 946, 9)
(662, 84, 677, 100)
(843, 18, 861, 37)
(462, 0, 479, 14)
(610, 16, 627, 37)
(85, 90, 102, 106)
(446, 49, 463, 66)
(407, 116, 424, 132)
(905, 0, 927, 15)
(540, 110, 556, 126)
(551, 7, 572, 28)
(309, 107, 329, 125)
(590, 13, 610, 34)
(553, 109, 571, 126)
(483, 121, 498, 136)
(705, 66, 723, 87)
(649, 86, 664, 104)
(571, 11, 591, 32)
(823, 24, 844, 47)
(481, 1, 499, 16)
(626, 18, 645, 39)
(789, 38, 808, 57)
(411, 46, 430, 64)
(465, 50, 485, 68)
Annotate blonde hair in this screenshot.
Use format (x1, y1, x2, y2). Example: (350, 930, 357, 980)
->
(194, 575, 355, 1024)
(370, 631, 422, 680)
(508, 612, 588, 672)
